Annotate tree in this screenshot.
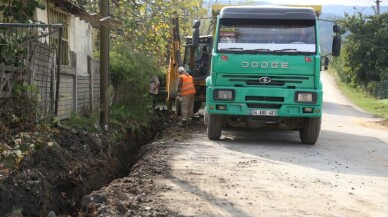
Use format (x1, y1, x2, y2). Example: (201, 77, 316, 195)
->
(81, 0, 207, 65)
(77, 1, 207, 110)
(336, 12, 388, 95)
(0, 0, 45, 23)
(110, 43, 162, 106)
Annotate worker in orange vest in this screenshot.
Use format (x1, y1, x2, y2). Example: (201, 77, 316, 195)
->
(177, 66, 196, 127)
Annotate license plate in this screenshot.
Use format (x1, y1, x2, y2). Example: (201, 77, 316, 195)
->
(250, 109, 277, 116)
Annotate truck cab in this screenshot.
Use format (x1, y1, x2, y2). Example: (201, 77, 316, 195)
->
(204, 6, 341, 144)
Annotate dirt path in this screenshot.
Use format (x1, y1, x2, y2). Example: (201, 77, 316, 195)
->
(154, 71, 388, 216)
(80, 72, 388, 216)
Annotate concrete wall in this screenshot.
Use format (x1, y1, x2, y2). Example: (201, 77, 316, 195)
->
(68, 16, 93, 76)
(57, 59, 100, 120)
(77, 58, 100, 115)
(35, 7, 48, 24)
(33, 4, 98, 120)
(57, 68, 75, 120)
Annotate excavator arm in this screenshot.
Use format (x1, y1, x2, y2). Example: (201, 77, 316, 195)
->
(166, 17, 182, 110)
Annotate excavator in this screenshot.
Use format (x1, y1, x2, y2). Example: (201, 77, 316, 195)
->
(166, 17, 212, 115)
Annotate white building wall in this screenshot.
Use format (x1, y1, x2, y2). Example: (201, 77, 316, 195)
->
(34, 4, 50, 44)
(35, 4, 48, 24)
(35, 4, 93, 75)
(69, 16, 93, 75)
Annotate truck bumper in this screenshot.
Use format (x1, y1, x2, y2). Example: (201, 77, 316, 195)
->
(206, 87, 322, 117)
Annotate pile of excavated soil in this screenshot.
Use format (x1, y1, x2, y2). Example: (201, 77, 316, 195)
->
(0, 109, 171, 217)
(359, 118, 388, 130)
(1, 130, 120, 216)
(377, 119, 388, 127)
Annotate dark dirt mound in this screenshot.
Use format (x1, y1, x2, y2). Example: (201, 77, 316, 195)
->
(0, 109, 171, 217)
(77, 116, 205, 217)
(377, 119, 388, 128)
(1, 130, 119, 217)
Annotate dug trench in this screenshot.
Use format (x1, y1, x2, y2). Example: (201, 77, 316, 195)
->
(0, 109, 172, 217)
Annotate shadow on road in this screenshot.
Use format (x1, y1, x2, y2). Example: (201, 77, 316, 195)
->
(323, 101, 376, 118)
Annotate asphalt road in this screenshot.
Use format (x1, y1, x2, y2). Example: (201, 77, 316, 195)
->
(155, 71, 388, 216)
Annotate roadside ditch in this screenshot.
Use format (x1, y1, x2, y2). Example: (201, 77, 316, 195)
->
(0, 109, 172, 217)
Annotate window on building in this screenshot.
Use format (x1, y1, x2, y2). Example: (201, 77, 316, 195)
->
(47, 4, 70, 66)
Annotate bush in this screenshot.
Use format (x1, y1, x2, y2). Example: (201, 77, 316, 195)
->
(110, 43, 163, 108)
(64, 112, 100, 133)
(337, 12, 388, 98)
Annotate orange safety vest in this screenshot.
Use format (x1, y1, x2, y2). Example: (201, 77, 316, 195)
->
(180, 74, 196, 96)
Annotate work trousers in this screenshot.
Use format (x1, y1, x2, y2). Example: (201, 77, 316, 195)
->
(181, 94, 194, 122)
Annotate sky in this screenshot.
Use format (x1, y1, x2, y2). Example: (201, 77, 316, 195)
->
(256, 0, 388, 6)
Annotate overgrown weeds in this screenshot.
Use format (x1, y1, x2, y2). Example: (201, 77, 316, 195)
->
(64, 112, 101, 133)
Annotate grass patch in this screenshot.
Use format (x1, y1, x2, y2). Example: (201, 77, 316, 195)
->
(63, 112, 101, 133)
(61, 104, 156, 134)
(328, 68, 388, 119)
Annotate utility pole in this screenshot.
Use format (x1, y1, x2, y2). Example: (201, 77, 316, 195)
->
(375, 0, 382, 15)
(100, 0, 110, 130)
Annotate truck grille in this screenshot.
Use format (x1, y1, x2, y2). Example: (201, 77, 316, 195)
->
(247, 104, 282, 109)
(246, 96, 284, 102)
(223, 75, 309, 87)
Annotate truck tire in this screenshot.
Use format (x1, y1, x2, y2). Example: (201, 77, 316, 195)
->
(299, 117, 321, 145)
(207, 114, 223, 140)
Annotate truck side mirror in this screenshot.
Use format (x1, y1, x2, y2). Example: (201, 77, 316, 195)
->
(192, 20, 201, 28)
(333, 24, 340, 33)
(332, 35, 341, 57)
(192, 20, 200, 49)
(323, 57, 329, 70)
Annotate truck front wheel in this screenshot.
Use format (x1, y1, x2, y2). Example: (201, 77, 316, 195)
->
(207, 114, 223, 140)
(299, 117, 321, 145)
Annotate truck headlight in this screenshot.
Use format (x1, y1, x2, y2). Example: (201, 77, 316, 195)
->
(295, 92, 317, 103)
(214, 89, 234, 101)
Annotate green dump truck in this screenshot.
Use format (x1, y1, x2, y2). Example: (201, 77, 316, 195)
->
(204, 6, 341, 144)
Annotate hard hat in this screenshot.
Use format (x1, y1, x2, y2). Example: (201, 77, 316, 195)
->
(178, 66, 185, 73)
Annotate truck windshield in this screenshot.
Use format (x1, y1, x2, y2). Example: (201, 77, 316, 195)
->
(218, 19, 316, 54)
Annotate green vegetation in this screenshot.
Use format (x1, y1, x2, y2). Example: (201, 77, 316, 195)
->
(0, 0, 45, 23)
(0, 82, 40, 129)
(83, 0, 206, 66)
(110, 43, 161, 108)
(329, 68, 388, 119)
(331, 12, 388, 118)
(110, 104, 157, 143)
(62, 104, 157, 145)
(86, 0, 206, 125)
(65, 112, 101, 133)
(334, 12, 388, 98)
(0, 32, 30, 66)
